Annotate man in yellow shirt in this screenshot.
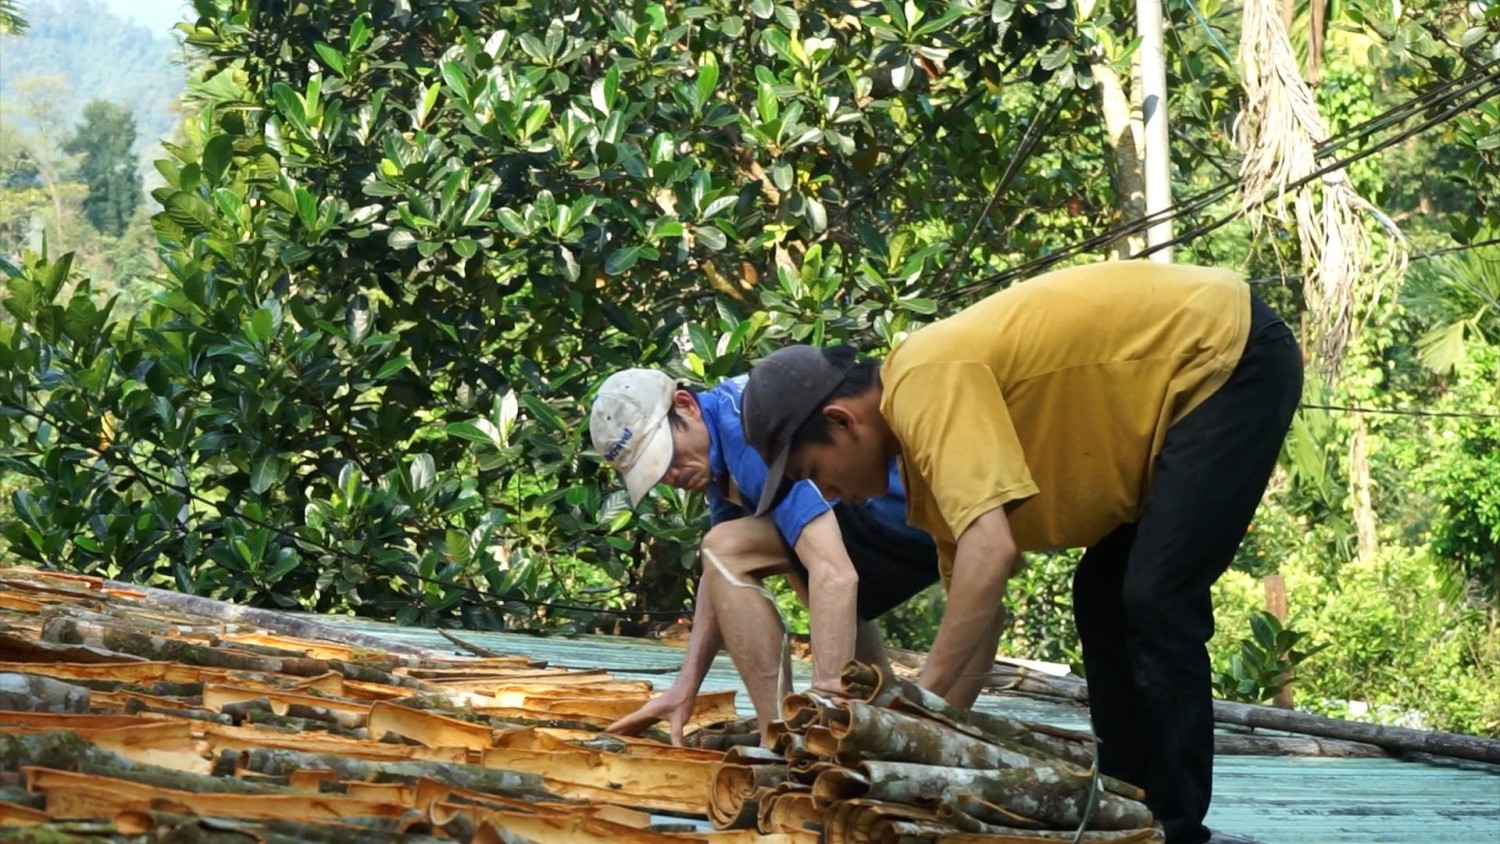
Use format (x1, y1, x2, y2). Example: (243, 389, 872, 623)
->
(741, 261, 1302, 844)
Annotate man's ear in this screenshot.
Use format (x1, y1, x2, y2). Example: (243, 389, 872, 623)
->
(822, 404, 856, 431)
(672, 389, 700, 420)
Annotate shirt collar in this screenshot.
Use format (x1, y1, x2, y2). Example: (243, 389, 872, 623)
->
(697, 390, 729, 494)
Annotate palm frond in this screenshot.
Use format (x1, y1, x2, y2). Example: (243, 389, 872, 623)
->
(0, 1, 27, 36)
(1234, 0, 1408, 376)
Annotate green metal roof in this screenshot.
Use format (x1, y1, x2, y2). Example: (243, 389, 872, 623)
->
(314, 616, 1500, 844)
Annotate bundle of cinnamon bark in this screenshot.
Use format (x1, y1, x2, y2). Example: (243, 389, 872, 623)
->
(707, 661, 1165, 844)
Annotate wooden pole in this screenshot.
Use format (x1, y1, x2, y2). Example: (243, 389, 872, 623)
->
(1262, 574, 1295, 709)
(1137, 0, 1174, 261)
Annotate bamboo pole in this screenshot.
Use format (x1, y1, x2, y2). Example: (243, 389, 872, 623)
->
(1213, 732, 1386, 758)
(986, 663, 1500, 764)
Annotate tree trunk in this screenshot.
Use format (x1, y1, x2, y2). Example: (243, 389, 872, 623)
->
(1349, 416, 1379, 561)
(1092, 62, 1147, 258)
(1307, 0, 1326, 83)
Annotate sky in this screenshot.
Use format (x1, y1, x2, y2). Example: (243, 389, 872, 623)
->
(97, 0, 195, 37)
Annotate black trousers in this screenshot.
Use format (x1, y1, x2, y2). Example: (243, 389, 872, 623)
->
(1073, 297, 1302, 844)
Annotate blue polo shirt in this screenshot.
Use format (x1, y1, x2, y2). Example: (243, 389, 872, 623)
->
(697, 376, 924, 548)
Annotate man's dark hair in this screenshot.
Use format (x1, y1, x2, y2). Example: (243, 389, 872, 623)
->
(787, 344, 882, 450)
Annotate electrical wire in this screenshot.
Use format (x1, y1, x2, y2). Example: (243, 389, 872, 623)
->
(930, 63, 1500, 303)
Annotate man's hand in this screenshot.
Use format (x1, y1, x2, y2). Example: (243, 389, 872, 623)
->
(604, 687, 697, 745)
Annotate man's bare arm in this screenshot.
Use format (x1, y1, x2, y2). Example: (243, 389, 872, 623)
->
(792, 510, 860, 692)
(606, 570, 723, 742)
(918, 507, 1017, 703)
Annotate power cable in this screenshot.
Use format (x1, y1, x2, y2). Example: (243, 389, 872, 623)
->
(1132, 70, 1500, 261)
(1247, 236, 1500, 283)
(1299, 404, 1500, 420)
(933, 63, 1500, 302)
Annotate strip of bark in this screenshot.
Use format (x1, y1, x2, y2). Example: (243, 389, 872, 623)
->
(0, 673, 91, 713)
(946, 770, 1154, 832)
(0, 732, 281, 795)
(235, 747, 554, 800)
(97, 576, 447, 659)
(42, 616, 427, 690)
(830, 703, 1140, 800)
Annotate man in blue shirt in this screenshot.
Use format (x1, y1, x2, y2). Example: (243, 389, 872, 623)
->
(589, 368, 938, 744)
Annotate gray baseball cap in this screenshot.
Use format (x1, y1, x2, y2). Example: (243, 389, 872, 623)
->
(741, 345, 855, 516)
(589, 368, 678, 505)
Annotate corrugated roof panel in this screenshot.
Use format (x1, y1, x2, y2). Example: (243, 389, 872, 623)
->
(312, 618, 1500, 844)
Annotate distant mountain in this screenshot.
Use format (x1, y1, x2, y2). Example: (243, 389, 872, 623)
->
(0, 0, 187, 173)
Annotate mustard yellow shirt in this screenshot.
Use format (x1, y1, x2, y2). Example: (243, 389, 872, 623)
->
(881, 261, 1252, 576)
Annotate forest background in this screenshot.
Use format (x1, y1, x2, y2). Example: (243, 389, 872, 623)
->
(0, 0, 1496, 736)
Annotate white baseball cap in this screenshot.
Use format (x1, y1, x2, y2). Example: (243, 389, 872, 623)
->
(589, 369, 678, 505)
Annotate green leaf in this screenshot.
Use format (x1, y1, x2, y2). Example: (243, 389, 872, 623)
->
(266, 550, 302, 584)
(61, 292, 98, 345)
(73, 534, 103, 554)
(757, 82, 779, 123)
(496, 208, 528, 236)
(201, 134, 234, 184)
(899, 297, 938, 315)
(165, 192, 217, 234)
(440, 60, 471, 103)
(314, 41, 346, 75)
(1250, 611, 1281, 652)
(3, 274, 38, 321)
(695, 55, 719, 112)
(694, 225, 727, 251)
(520, 394, 568, 434)
(409, 453, 436, 491)
(271, 81, 307, 131)
(415, 82, 441, 128)
(250, 456, 279, 495)
(447, 419, 503, 446)
(376, 355, 410, 379)
(250, 306, 275, 344)
(461, 184, 495, 227)
(349, 14, 371, 50)
(605, 245, 645, 275)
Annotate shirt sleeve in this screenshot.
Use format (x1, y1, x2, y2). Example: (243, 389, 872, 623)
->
(885, 360, 1039, 543)
(726, 440, 831, 547)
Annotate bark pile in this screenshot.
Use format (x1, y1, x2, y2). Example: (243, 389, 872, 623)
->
(706, 661, 1163, 843)
(0, 567, 777, 844)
